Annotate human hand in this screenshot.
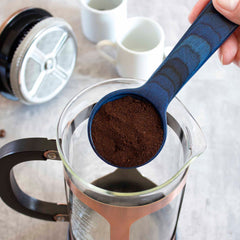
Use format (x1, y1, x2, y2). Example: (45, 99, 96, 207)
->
(189, 0, 240, 66)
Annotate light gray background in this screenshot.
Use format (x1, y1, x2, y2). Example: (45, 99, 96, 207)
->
(0, 0, 239, 239)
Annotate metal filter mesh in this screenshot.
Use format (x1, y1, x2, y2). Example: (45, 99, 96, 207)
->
(10, 17, 77, 104)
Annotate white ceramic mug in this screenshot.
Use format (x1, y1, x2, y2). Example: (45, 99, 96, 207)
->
(79, 0, 127, 43)
(97, 17, 165, 80)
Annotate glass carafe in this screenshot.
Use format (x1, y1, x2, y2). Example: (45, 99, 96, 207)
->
(0, 78, 206, 240)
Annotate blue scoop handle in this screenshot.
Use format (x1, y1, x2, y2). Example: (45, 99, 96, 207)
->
(141, 1, 238, 113)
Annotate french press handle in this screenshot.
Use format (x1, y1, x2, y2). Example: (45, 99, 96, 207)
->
(0, 138, 68, 221)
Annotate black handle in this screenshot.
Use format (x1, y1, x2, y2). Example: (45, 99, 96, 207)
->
(0, 138, 68, 221)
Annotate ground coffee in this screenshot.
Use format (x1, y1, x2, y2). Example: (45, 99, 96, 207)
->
(91, 96, 164, 168)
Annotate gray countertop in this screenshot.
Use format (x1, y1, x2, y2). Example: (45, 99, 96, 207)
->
(0, 0, 240, 239)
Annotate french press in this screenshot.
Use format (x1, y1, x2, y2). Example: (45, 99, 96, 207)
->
(0, 78, 206, 240)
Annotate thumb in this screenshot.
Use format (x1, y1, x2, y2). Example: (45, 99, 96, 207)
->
(213, 0, 240, 24)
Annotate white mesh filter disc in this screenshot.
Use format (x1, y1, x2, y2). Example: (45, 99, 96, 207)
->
(10, 17, 77, 104)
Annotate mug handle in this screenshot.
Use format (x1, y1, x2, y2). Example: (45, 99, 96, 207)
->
(0, 138, 68, 222)
(97, 40, 117, 64)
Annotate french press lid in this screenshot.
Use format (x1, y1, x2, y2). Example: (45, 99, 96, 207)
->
(0, 8, 77, 104)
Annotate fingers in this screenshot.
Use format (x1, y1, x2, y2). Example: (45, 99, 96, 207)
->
(234, 50, 240, 67)
(219, 27, 240, 66)
(189, 0, 240, 24)
(212, 0, 240, 24)
(219, 33, 238, 64)
(189, 0, 240, 66)
(233, 28, 240, 66)
(188, 0, 210, 23)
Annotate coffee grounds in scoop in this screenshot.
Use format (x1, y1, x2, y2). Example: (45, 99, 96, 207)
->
(91, 96, 164, 168)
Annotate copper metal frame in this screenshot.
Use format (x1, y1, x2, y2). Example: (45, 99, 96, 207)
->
(68, 227, 176, 240)
(65, 169, 188, 240)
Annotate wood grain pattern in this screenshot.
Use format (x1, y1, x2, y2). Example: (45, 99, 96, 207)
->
(144, 1, 238, 111)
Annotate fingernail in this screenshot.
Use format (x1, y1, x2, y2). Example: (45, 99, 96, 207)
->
(216, 0, 239, 11)
(220, 53, 224, 65)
